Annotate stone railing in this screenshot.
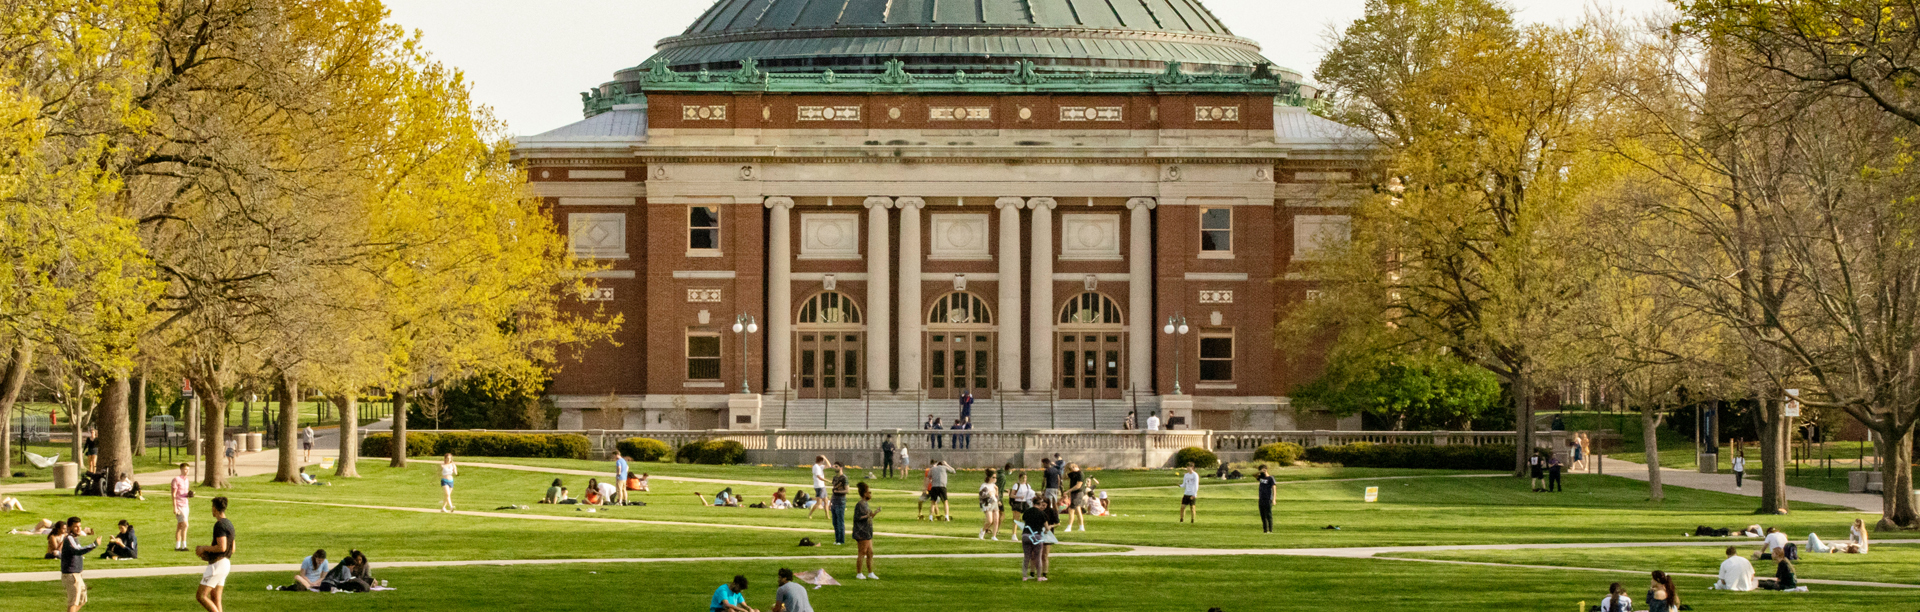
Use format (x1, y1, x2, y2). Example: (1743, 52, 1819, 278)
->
(386, 428, 1541, 469)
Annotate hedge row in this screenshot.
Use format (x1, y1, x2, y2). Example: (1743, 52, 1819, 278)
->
(1172, 447, 1219, 470)
(616, 438, 673, 462)
(1254, 442, 1305, 466)
(1302, 442, 1513, 470)
(361, 432, 591, 460)
(676, 439, 746, 465)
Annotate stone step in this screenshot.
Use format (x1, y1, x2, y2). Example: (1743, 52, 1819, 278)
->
(769, 398, 1143, 431)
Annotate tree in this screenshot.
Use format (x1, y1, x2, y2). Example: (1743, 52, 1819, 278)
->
(1676, 0, 1920, 126)
(1304, 0, 1617, 473)
(1295, 349, 1503, 430)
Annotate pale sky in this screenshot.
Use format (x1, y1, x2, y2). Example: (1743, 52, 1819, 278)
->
(383, 0, 1674, 136)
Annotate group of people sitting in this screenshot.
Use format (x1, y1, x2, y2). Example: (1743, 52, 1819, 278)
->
(539, 474, 648, 506)
(1595, 572, 1682, 612)
(701, 487, 816, 510)
(274, 549, 377, 593)
(1711, 520, 1872, 593)
(16, 517, 136, 560)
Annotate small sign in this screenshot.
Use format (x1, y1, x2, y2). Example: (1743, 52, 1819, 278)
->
(1364, 486, 1379, 503)
(1784, 389, 1802, 418)
(181, 379, 194, 399)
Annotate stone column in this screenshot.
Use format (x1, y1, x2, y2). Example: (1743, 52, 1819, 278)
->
(1126, 198, 1157, 396)
(1027, 197, 1057, 393)
(765, 197, 795, 393)
(863, 197, 893, 393)
(896, 197, 925, 394)
(994, 197, 1025, 392)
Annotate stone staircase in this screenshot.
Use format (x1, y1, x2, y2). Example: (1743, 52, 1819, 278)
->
(766, 397, 1146, 430)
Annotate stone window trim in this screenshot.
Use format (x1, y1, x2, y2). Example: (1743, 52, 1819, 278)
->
(1198, 207, 1233, 257)
(686, 331, 723, 381)
(1198, 328, 1234, 382)
(688, 205, 721, 255)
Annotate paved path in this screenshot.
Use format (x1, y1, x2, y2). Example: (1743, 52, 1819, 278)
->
(1102, 472, 1509, 491)
(460, 461, 893, 492)
(1596, 458, 1883, 513)
(0, 420, 367, 495)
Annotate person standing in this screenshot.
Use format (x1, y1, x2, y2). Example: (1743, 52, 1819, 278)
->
(897, 444, 911, 475)
(171, 463, 195, 551)
(1529, 452, 1545, 492)
(979, 468, 1002, 540)
(1255, 465, 1277, 533)
(852, 482, 879, 580)
(928, 460, 956, 521)
(301, 425, 316, 463)
(1732, 453, 1746, 489)
(1063, 463, 1087, 532)
(60, 517, 100, 612)
(1179, 463, 1200, 524)
(1041, 458, 1063, 505)
(948, 418, 963, 451)
(829, 463, 850, 546)
(1145, 411, 1160, 431)
(771, 568, 811, 612)
(959, 391, 973, 421)
(1018, 497, 1057, 581)
(1123, 410, 1136, 430)
(807, 455, 829, 519)
(194, 497, 235, 612)
(879, 436, 897, 479)
(1548, 455, 1565, 492)
(925, 416, 943, 449)
(613, 452, 631, 506)
(438, 454, 459, 513)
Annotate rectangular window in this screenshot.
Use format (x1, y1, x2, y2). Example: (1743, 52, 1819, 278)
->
(1200, 208, 1232, 252)
(1199, 331, 1234, 382)
(687, 333, 721, 380)
(689, 206, 720, 251)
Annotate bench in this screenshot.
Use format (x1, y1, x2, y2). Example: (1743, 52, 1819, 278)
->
(1848, 470, 1883, 494)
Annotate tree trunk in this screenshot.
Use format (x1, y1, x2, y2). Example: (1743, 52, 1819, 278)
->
(274, 374, 300, 482)
(0, 341, 32, 478)
(390, 391, 409, 468)
(69, 378, 87, 474)
(133, 370, 148, 456)
(95, 372, 134, 479)
(1512, 371, 1533, 476)
(1641, 406, 1664, 502)
(334, 395, 360, 477)
(1756, 396, 1789, 514)
(1875, 426, 1918, 529)
(241, 390, 252, 431)
(197, 373, 229, 488)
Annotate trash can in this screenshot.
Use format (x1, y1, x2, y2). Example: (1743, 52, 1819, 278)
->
(1697, 452, 1719, 474)
(52, 462, 80, 490)
(247, 433, 264, 452)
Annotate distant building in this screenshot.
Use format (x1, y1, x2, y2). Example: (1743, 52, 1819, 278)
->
(512, 0, 1370, 431)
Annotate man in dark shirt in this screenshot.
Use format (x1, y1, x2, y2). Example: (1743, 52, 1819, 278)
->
(1042, 458, 1063, 503)
(1019, 498, 1057, 581)
(60, 516, 100, 612)
(195, 497, 235, 612)
(1255, 465, 1278, 533)
(829, 464, 850, 546)
(879, 436, 897, 478)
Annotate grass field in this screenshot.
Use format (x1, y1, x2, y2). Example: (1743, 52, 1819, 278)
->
(0, 454, 1904, 611)
(1384, 543, 1920, 586)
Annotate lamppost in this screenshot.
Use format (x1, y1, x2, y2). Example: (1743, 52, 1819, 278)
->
(732, 314, 760, 394)
(1162, 313, 1190, 395)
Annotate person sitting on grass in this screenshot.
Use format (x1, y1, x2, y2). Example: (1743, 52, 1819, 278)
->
(696, 488, 742, 507)
(45, 520, 67, 559)
(793, 490, 814, 510)
(100, 521, 137, 560)
(319, 552, 371, 592)
(1714, 546, 1756, 591)
(111, 473, 143, 500)
(709, 574, 757, 612)
(1645, 571, 1678, 612)
(770, 488, 792, 509)
(583, 479, 605, 506)
(541, 479, 566, 504)
(1757, 527, 1789, 559)
(1761, 551, 1803, 591)
(280, 549, 328, 592)
(297, 466, 321, 486)
(627, 472, 649, 493)
(1846, 518, 1870, 553)
(1599, 581, 1632, 612)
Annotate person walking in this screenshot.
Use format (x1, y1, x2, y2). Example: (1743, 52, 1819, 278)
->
(979, 468, 1002, 540)
(1179, 463, 1200, 524)
(959, 391, 974, 420)
(880, 436, 897, 479)
(438, 454, 459, 513)
(223, 438, 237, 477)
(772, 568, 811, 612)
(830, 463, 850, 545)
(928, 460, 956, 521)
(852, 482, 879, 580)
(60, 517, 100, 612)
(1063, 463, 1087, 532)
(301, 425, 316, 463)
(613, 452, 631, 506)
(1732, 453, 1746, 489)
(1255, 465, 1277, 533)
(1547, 455, 1564, 492)
(194, 497, 235, 612)
(807, 455, 829, 519)
(171, 463, 195, 552)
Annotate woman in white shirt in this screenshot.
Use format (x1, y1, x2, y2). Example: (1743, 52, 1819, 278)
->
(438, 454, 459, 513)
(1731, 454, 1746, 489)
(1009, 472, 1037, 513)
(1847, 518, 1870, 553)
(1599, 582, 1632, 612)
(978, 469, 1002, 541)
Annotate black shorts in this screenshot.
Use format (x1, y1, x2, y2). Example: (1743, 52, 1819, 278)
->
(929, 486, 948, 502)
(1181, 495, 1196, 506)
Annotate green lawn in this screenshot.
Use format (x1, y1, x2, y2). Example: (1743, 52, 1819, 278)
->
(3, 443, 182, 486)
(1385, 543, 1920, 586)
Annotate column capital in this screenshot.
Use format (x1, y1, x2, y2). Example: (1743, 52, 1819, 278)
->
(1126, 197, 1158, 211)
(994, 196, 1026, 210)
(894, 196, 926, 209)
(764, 196, 795, 209)
(1027, 197, 1058, 210)
(863, 196, 894, 209)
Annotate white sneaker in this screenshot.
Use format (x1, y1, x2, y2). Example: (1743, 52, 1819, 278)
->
(266, 585, 274, 591)
(991, 536, 999, 541)
(856, 573, 867, 580)
(1079, 526, 1086, 532)
(978, 531, 985, 539)
(868, 573, 878, 580)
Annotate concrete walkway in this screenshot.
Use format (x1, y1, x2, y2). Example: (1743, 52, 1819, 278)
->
(1596, 458, 1883, 513)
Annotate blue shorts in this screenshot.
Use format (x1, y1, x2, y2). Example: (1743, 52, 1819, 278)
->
(441, 479, 454, 488)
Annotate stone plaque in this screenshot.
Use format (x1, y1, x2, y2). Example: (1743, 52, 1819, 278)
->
(567, 213, 626, 259)
(800, 213, 860, 259)
(1059, 213, 1121, 260)
(929, 213, 990, 260)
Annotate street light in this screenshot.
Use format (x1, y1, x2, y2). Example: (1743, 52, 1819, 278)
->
(731, 314, 760, 394)
(1162, 313, 1190, 395)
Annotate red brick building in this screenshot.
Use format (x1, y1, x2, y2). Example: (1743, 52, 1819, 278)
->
(512, 0, 1370, 431)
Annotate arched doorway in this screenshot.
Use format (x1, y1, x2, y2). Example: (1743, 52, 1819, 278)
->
(925, 291, 996, 399)
(1058, 292, 1126, 400)
(795, 291, 863, 399)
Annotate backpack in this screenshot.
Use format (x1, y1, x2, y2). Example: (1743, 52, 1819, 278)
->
(980, 487, 996, 506)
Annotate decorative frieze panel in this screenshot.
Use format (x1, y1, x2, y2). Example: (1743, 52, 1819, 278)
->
(687, 289, 723, 303)
(1194, 106, 1241, 122)
(799, 213, 861, 259)
(568, 169, 627, 179)
(1198, 290, 1234, 304)
(798, 106, 861, 121)
(1059, 106, 1123, 122)
(567, 213, 626, 259)
(929, 213, 991, 260)
(1059, 213, 1122, 260)
(681, 105, 727, 121)
(930, 106, 993, 121)
(580, 287, 615, 302)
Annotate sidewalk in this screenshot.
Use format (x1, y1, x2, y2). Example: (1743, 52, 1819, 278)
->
(1595, 457, 1883, 513)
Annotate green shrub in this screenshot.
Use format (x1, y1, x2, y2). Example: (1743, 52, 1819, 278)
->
(616, 437, 673, 462)
(675, 441, 705, 464)
(1254, 442, 1305, 466)
(1303, 443, 1512, 470)
(696, 439, 747, 465)
(1172, 446, 1219, 469)
(361, 432, 440, 458)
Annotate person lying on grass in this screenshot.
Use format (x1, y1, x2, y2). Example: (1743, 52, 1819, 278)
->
(1, 495, 25, 512)
(10, 517, 57, 535)
(696, 488, 742, 507)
